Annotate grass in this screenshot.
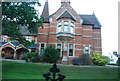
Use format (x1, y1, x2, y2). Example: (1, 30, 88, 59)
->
(2, 61, 120, 80)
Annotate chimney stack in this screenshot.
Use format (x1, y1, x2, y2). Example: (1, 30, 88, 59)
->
(61, 0, 70, 6)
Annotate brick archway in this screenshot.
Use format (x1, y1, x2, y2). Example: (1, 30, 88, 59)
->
(15, 48, 29, 60)
(1, 47, 14, 59)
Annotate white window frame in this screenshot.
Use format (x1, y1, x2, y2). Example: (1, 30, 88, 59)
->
(70, 22, 74, 33)
(39, 43, 46, 55)
(57, 21, 63, 33)
(3, 36, 7, 42)
(57, 21, 75, 33)
(26, 36, 32, 42)
(68, 44, 75, 57)
(84, 45, 91, 54)
(56, 43, 62, 57)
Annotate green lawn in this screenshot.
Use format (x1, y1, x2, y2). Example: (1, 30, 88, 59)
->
(2, 61, 119, 80)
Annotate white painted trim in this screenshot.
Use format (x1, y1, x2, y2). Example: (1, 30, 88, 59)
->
(49, 42, 57, 44)
(56, 9, 77, 21)
(93, 38, 101, 40)
(2, 42, 16, 48)
(75, 49, 83, 51)
(83, 35, 93, 38)
(38, 33, 48, 35)
(80, 19, 83, 24)
(49, 18, 53, 22)
(83, 29, 92, 31)
(75, 44, 83, 45)
(75, 27, 82, 29)
(49, 26, 56, 28)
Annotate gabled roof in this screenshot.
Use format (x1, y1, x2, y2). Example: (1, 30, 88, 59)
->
(42, 1, 101, 29)
(19, 26, 37, 36)
(1, 42, 36, 49)
(19, 26, 30, 35)
(56, 10, 77, 21)
(48, 2, 81, 21)
(2, 42, 20, 47)
(80, 14, 101, 29)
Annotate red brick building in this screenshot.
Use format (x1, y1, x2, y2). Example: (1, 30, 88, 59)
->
(38, 0, 102, 63)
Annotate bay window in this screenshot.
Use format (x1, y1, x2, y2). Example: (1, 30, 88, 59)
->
(57, 21, 74, 33)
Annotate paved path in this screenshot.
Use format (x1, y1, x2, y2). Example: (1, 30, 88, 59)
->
(0, 58, 26, 63)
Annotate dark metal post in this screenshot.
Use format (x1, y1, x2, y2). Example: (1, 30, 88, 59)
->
(43, 63, 65, 81)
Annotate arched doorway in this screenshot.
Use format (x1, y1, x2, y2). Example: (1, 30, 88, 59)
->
(16, 48, 29, 60)
(1, 47, 14, 59)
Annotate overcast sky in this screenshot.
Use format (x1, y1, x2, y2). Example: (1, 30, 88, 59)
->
(36, 0, 119, 56)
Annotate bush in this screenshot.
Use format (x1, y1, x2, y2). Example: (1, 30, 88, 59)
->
(43, 46, 60, 63)
(80, 54, 93, 65)
(92, 53, 110, 66)
(23, 52, 41, 63)
(72, 54, 92, 65)
(72, 58, 83, 65)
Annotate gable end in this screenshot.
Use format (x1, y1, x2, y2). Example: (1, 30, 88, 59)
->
(56, 10, 77, 21)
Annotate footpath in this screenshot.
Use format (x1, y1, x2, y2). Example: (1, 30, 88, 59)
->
(0, 58, 26, 63)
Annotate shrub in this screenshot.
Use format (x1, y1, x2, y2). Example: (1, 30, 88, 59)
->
(80, 54, 93, 65)
(72, 58, 83, 65)
(92, 53, 110, 66)
(23, 52, 41, 63)
(43, 46, 60, 63)
(72, 54, 92, 65)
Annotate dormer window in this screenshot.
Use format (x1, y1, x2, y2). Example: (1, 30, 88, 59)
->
(57, 21, 74, 33)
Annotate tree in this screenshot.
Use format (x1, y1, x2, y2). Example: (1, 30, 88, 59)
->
(92, 53, 110, 66)
(43, 46, 60, 63)
(2, 2, 44, 46)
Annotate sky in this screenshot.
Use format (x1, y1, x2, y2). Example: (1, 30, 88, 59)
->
(36, 0, 119, 56)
